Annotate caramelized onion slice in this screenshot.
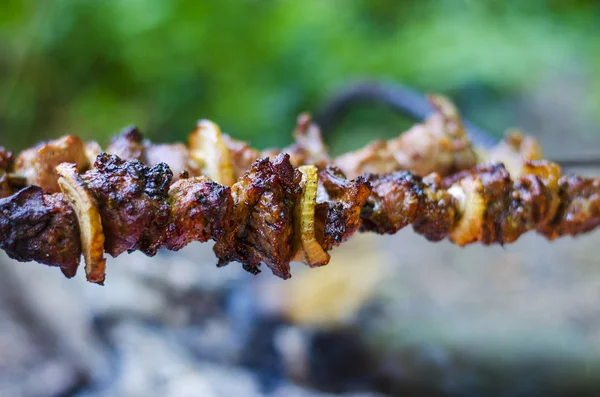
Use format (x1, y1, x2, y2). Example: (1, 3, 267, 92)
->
(56, 163, 106, 284)
(189, 120, 235, 186)
(293, 165, 330, 267)
(448, 177, 486, 246)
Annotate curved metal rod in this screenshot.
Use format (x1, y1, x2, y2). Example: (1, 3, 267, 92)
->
(315, 81, 600, 168)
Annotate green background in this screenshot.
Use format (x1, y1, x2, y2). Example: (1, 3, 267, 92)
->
(1, 0, 599, 155)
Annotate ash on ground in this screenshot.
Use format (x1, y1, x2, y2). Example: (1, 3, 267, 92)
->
(2, 226, 600, 397)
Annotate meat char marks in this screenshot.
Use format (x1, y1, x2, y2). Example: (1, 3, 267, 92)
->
(81, 153, 174, 256)
(2, 92, 599, 284)
(1, 145, 600, 284)
(82, 153, 232, 258)
(213, 154, 302, 279)
(0, 186, 81, 277)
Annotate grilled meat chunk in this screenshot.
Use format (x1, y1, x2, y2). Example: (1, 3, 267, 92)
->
(0, 186, 81, 277)
(164, 176, 232, 250)
(361, 172, 424, 234)
(146, 143, 197, 179)
(214, 154, 301, 279)
(539, 175, 600, 239)
(360, 171, 458, 241)
(315, 167, 371, 250)
(412, 174, 457, 242)
(221, 135, 261, 179)
(334, 95, 477, 178)
(81, 154, 172, 256)
(14, 135, 89, 193)
(106, 126, 146, 161)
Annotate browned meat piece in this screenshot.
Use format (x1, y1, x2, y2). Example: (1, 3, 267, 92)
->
(499, 173, 555, 243)
(0, 147, 13, 170)
(334, 140, 399, 177)
(81, 154, 172, 257)
(450, 163, 556, 244)
(13, 135, 90, 193)
(481, 130, 543, 177)
(360, 171, 424, 234)
(334, 95, 478, 178)
(223, 114, 330, 179)
(222, 134, 261, 179)
(360, 171, 457, 241)
(314, 167, 371, 250)
(213, 154, 301, 279)
(106, 126, 146, 161)
(0, 186, 81, 277)
(279, 114, 330, 169)
(412, 174, 457, 242)
(108, 127, 199, 179)
(145, 143, 198, 179)
(164, 176, 232, 250)
(539, 175, 600, 239)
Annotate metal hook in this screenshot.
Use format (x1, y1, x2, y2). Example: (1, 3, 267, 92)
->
(315, 81, 600, 168)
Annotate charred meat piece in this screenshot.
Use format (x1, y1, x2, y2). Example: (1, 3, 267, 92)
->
(314, 167, 371, 250)
(106, 126, 146, 161)
(164, 176, 232, 251)
(412, 173, 457, 242)
(14, 135, 90, 193)
(539, 175, 600, 239)
(360, 171, 457, 241)
(334, 95, 477, 178)
(360, 171, 424, 234)
(465, 164, 513, 244)
(221, 134, 261, 180)
(223, 114, 330, 179)
(214, 154, 301, 279)
(108, 127, 199, 179)
(81, 154, 172, 257)
(0, 186, 81, 277)
(146, 143, 198, 180)
(450, 163, 555, 244)
(499, 173, 556, 244)
(276, 113, 330, 169)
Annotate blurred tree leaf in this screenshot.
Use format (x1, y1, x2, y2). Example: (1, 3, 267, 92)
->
(0, 0, 598, 151)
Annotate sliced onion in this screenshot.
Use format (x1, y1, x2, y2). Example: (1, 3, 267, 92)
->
(448, 177, 486, 246)
(56, 163, 106, 284)
(294, 165, 330, 267)
(189, 120, 235, 186)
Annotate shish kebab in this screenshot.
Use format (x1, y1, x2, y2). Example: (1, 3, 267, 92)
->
(0, 96, 598, 284)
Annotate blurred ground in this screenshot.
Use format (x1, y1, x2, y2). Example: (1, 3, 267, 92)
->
(1, 213, 600, 396)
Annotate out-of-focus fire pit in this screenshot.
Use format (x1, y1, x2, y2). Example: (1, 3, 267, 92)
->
(2, 217, 600, 396)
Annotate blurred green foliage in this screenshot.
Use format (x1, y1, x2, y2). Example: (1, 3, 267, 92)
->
(1, 0, 599, 152)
